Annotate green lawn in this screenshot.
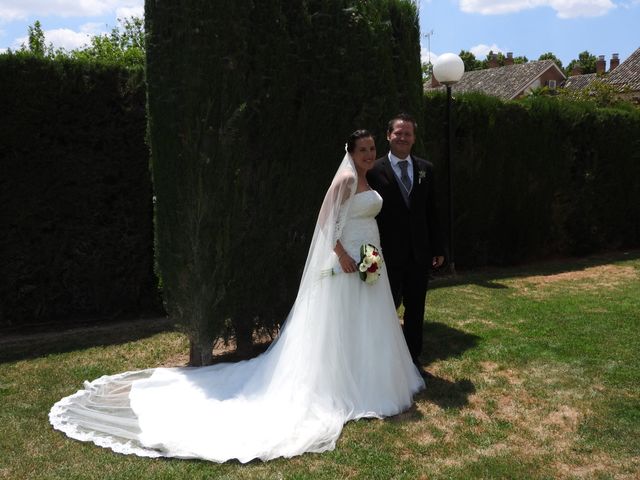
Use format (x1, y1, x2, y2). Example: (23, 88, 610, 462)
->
(1, 251, 639, 479)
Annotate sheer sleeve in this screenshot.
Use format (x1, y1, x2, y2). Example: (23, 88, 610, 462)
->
(318, 170, 356, 247)
(295, 153, 357, 290)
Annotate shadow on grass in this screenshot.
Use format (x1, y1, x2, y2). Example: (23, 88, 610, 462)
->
(209, 341, 272, 365)
(0, 317, 175, 364)
(417, 376, 476, 409)
(429, 248, 640, 291)
(7, 249, 634, 366)
(416, 322, 480, 410)
(422, 322, 481, 366)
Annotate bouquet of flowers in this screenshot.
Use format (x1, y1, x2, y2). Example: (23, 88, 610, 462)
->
(357, 243, 383, 284)
(320, 244, 384, 284)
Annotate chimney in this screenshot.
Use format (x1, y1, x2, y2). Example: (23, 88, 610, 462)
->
(504, 52, 514, 66)
(488, 54, 499, 68)
(571, 65, 583, 76)
(596, 55, 606, 74)
(610, 53, 620, 71)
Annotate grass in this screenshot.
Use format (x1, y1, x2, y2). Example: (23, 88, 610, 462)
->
(1, 250, 639, 479)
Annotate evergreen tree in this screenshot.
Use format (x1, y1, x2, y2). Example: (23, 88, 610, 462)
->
(459, 50, 481, 71)
(146, 0, 423, 365)
(422, 61, 433, 81)
(71, 17, 145, 68)
(480, 50, 499, 68)
(21, 20, 54, 58)
(538, 52, 563, 70)
(513, 55, 528, 65)
(11, 18, 144, 68)
(479, 51, 528, 69)
(566, 50, 597, 75)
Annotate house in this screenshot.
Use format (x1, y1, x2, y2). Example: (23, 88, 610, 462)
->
(563, 47, 640, 104)
(425, 53, 566, 100)
(562, 72, 598, 90)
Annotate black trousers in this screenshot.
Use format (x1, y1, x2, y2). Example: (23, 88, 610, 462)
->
(387, 262, 429, 362)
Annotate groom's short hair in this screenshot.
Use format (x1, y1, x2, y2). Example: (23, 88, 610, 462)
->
(387, 113, 417, 134)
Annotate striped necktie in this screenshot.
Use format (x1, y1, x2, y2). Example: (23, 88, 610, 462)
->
(398, 161, 412, 193)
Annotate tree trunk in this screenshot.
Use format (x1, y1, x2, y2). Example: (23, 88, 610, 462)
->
(233, 317, 253, 358)
(189, 337, 213, 366)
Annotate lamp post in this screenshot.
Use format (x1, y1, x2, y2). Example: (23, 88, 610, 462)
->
(432, 53, 464, 274)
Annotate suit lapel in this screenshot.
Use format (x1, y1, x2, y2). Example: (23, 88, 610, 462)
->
(409, 156, 418, 201)
(381, 156, 396, 184)
(409, 156, 428, 203)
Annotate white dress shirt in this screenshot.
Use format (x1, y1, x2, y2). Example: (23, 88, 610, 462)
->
(388, 152, 413, 192)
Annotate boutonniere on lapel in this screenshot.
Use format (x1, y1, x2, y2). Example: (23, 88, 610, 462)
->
(418, 170, 427, 185)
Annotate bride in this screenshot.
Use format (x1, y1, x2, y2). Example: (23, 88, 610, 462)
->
(49, 129, 425, 463)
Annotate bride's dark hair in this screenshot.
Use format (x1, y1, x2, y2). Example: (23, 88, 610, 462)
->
(346, 129, 374, 153)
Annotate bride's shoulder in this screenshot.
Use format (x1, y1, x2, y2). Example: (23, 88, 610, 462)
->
(333, 170, 356, 187)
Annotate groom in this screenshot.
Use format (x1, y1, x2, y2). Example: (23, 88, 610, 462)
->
(367, 113, 445, 373)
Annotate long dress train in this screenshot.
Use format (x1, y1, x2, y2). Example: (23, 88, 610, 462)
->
(49, 160, 424, 463)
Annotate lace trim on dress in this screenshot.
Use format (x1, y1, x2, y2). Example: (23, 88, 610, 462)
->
(49, 370, 165, 458)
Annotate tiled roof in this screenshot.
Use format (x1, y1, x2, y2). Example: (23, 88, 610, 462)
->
(425, 60, 565, 100)
(563, 73, 598, 90)
(560, 47, 640, 93)
(606, 47, 640, 91)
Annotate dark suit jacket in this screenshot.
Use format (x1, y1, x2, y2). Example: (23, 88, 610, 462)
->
(367, 154, 444, 268)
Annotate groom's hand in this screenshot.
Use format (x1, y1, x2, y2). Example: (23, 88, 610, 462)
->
(432, 256, 445, 269)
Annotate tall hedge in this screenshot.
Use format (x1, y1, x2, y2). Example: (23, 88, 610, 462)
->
(0, 53, 159, 330)
(145, 0, 423, 364)
(421, 92, 640, 267)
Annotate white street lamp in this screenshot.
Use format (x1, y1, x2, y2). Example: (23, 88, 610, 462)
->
(433, 53, 464, 273)
(432, 53, 465, 85)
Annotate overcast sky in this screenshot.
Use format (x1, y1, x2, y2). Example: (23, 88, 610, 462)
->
(1, 0, 638, 68)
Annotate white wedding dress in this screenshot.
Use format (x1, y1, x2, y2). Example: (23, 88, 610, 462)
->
(50, 159, 424, 463)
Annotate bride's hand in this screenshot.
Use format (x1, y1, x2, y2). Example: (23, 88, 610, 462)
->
(339, 254, 358, 273)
